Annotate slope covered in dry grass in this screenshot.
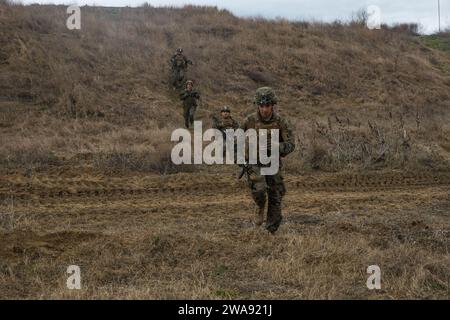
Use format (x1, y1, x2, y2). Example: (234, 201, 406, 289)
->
(0, 1, 449, 172)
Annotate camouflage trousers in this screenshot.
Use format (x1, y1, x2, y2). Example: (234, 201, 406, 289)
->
(183, 104, 197, 129)
(171, 68, 185, 89)
(246, 165, 286, 233)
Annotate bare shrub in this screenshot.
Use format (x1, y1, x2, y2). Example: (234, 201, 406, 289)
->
(285, 111, 448, 173)
(313, 118, 408, 170)
(0, 199, 16, 231)
(93, 144, 197, 174)
(0, 142, 61, 170)
(0, 213, 15, 231)
(351, 8, 368, 26)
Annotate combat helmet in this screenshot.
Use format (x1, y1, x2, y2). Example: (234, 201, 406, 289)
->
(221, 106, 231, 113)
(254, 87, 278, 105)
(176, 48, 183, 54)
(185, 80, 194, 87)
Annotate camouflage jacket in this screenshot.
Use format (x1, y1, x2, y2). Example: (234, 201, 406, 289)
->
(212, 116, 239, 131)
(241, 111, 295, 158)
(180, 90, 200, 107)
(170, 54, 192, 70)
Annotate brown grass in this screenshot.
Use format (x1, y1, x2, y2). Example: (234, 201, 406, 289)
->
(1, 3, 449, 173)
(0, 2, 449, 300)
(0, 169, 449, 299)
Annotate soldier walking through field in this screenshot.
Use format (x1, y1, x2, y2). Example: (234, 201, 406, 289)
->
(170, 48, 192, 89)
(241, 87, 295, 234)
(212, 106, 240, 159)
(212, 106, 239, 135)
(180, 80, 200, 129)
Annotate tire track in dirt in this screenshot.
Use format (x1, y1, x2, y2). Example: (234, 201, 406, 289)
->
(1, 172, 449, 202)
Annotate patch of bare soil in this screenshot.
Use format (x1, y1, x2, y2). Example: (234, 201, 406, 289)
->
(0, 166, 448, 299)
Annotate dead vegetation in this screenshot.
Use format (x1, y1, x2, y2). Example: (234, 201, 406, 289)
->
(0, 2, 449, 173)
(0, 169, 449, 299)
(285, 110, 449, 172)
(0, 198, 16, 231)
(0, 2, 449, 300)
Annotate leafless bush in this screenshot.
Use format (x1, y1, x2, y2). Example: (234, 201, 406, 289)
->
(93, 145, 197, 174)
(351, 8, 368, 26)
(285, 111, 447, 172)
(0, 143, 61, 170)
(0, 0, 14, 6)
(0, 199, 16, 231)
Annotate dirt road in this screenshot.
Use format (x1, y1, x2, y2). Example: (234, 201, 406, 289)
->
(0, 167, 449, 299)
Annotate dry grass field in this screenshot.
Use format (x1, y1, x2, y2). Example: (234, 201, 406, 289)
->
(0, 1, 449, 299)
(1, 166, 450, 299)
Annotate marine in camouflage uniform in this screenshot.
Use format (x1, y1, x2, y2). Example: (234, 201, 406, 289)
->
(170, 48, 193, 89)
(212, 106, 239, 133)
(212, 106, 240, 159)
(241, 87, 295, 234)
(179, 80, 200, 129)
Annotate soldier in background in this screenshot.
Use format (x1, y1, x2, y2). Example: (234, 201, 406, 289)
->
(212, 106, 240, 160)
(241, 87, 295, 234)
(170, 48, 193, 89)
(212, 106, 239, 134)
(180, 80, 200, 129)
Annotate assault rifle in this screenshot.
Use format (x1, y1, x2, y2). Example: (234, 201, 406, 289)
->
(238, 162, 250, 180)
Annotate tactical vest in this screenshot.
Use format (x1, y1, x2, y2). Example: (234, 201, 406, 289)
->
(181, 90, 199, 108)
(246, 113, 288, 142)
(218, 117, 237, 130)
(174, 55, 186, 68)
(245, 112, 288, 164)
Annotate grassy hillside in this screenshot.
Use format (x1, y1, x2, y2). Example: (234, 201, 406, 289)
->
(1, 2, 450, 300)
(1, 2, 449, 173)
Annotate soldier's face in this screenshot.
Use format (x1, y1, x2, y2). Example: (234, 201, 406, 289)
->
(187, 83, 193, 91)
(221, 111, 230, 119)
(258, 104, 274, 119)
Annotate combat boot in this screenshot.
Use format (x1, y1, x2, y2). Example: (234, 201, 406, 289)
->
(254, 206, 265, 226)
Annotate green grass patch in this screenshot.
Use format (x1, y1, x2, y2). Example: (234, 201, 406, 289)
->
(419, 33, 450, 51)
(214, 289, 239, 299)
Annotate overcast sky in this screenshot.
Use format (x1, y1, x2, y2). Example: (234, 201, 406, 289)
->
(21, 0, 449, 34)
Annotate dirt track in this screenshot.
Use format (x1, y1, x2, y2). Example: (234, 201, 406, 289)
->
(2, 169, 450, 201)
(0, 167, 449, 299)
